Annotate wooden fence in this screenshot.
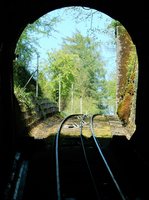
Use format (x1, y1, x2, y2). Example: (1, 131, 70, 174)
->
(20, 98, 58, 127)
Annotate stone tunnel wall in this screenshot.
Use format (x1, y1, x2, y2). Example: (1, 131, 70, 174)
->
(116, 25, 138, 136)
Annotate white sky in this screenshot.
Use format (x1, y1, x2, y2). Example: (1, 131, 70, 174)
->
(30, 6, 117, 78)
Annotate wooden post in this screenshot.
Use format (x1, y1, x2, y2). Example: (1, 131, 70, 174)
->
(36, 53, 39, 98)
(80, 96, 82, 114)
(59, 75, 61, 112)
(71, 83, 74, 113)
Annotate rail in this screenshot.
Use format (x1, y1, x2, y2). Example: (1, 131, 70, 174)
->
(55, 114, 83, 200)
(55, 114, 127, 200)
(90, 114, 126, 200)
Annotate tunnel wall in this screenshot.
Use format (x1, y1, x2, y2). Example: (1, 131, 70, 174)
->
(116, 25, 138, 137)
(0, 0, 149, 198)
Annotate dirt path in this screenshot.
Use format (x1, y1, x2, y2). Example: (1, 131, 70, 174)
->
(29, 114, 63, 139)
(29, 114, 132, 140)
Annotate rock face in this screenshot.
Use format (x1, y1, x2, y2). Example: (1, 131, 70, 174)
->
(116, 24, 138, 137)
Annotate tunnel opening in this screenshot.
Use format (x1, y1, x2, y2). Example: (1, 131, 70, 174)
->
(13, 6, 138, 140)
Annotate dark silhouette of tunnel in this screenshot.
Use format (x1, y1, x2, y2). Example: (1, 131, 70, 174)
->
(0, 0, 149, 199)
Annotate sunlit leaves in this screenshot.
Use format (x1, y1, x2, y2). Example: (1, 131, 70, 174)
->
(40, 32, 109, 114)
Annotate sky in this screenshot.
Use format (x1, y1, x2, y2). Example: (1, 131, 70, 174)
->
(30, 6, 117, 78)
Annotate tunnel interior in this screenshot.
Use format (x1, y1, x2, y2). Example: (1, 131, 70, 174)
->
(0, 0, 149, 199)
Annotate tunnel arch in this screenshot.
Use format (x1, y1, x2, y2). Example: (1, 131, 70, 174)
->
(14, 5, 139, 140)
(0, 1, 145, 159)
(0, 0, 149, 198)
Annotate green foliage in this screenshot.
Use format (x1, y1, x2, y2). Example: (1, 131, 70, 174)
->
(14, 85, 35, 112)
(13, 14, 60, 108)
(105, 71, 117, 114)
(14, 9, 118, 116)
(63, 32, 106, 99)
(39, 51, 79, 103)
(15, 15, 60, 70)
(107, 20, 121, 29)
(13, 61, 36, 91)
(64, 96, 100, 115)
(126, 45, 137, 81)
(40, 32, 109, 114)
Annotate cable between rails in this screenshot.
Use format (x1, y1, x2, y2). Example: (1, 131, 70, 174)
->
(80, 115, 101, 199)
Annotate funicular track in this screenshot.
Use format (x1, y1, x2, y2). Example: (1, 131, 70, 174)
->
(55, 114, 127, 200)
(8, 114, 128, 200)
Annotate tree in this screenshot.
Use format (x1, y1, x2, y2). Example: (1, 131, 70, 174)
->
(63, 32, 107, 112)
(105, 71, 117, 114)
(15, 15, 60, 70)
(41, 32, 108, 114)
(40, 50, 79, 107)
(13, 14, 60, 90)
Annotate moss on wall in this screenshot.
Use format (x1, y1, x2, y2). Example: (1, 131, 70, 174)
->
(116, 25, 138, 132)
(117, 93, 132, 125)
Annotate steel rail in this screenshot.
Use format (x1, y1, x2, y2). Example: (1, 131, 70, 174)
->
(90, 114, 126, 200)
(55, 114, 83, 200)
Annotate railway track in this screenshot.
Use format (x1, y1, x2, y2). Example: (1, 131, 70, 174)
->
(9, 114, 128, 200)
(55, 114, 127, 200)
